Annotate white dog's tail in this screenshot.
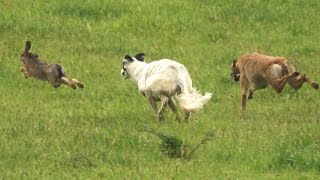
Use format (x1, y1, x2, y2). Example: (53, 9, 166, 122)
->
(176, 66, 212, 112)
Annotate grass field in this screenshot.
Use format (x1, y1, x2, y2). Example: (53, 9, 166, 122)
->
(1, 0, 320, 179)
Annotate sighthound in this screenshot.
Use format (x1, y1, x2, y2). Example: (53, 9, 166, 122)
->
(20, 41, 84, 89)
(231, 53, 319, 112)
(121, 53, 212, 121)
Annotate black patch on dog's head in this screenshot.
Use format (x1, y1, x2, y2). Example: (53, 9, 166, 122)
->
(124, 55, 134, 62)
(134, 53, 145, 62)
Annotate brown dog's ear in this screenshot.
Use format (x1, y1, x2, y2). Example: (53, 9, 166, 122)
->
(25, 41, 31, 52)
(232, 59, 237, 67)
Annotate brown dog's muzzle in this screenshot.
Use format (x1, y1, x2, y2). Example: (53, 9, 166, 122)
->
(231, 72, 240, 81)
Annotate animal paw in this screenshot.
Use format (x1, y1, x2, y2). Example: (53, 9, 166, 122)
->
(71, 84, 77, 89)
(20, 67, 25, 72)
(77, 83, 84, 89)
(175, 116, 181, 123)
(292, 71, 300, 77)
(311, 82, 319, 90)
(157, 112, 164, 121)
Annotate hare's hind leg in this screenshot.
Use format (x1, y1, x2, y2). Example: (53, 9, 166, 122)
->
(61, 77, 76, 89)
(71, 78, 84, 88)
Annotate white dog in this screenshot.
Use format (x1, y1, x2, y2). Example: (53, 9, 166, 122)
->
(121, 53, 212, 121)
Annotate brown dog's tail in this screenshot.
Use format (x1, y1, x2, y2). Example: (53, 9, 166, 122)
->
(275, 61, 289, 75)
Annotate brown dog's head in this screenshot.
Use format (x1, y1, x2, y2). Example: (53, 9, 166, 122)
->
(20, 41, 39, 64)
(230, 59, 240, 81)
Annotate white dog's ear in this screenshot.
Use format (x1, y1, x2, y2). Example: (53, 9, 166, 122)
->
(135, 53, 145, 61)
(124, 55, 134, 62)
(232, 59, 237, 67)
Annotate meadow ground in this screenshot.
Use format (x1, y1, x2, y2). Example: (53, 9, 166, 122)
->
(1, 0, 320, 179)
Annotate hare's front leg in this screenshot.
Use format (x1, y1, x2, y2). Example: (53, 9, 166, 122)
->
(20, 67, 29, 78)
(71, 78, 84, 88)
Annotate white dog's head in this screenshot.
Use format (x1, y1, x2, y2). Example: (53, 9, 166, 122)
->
(121, 53, 145, 79)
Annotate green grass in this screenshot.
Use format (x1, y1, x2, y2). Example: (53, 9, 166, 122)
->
(1, 0, 320, 178)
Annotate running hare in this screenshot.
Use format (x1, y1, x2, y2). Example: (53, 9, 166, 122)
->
(20, 41, 84, 89)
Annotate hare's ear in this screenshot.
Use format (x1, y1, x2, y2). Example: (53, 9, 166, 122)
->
(25, 41, 31, 52)
(134, 53, 145, 61)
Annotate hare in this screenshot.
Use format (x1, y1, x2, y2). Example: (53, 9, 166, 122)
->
(20, 41, 84, 89)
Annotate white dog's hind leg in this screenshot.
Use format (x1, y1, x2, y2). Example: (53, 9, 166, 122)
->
(168, 97, 180, 122)
(147, 92, 160, 119)
(157, 95, 169, 121)
(184, 111, 191, 121)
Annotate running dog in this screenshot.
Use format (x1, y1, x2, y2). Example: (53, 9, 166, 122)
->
(121, 53, 212, 121)
(231, 53, 319, 111)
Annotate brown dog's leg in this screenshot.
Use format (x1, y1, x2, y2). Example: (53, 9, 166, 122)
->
(240, 74, 249, 112)
(288, 74, 306, 90)
(288, 73, 319, 90)
(268, 72, 300, 93)
(303, 75, 319, 90)
(248, 88, 255, 99)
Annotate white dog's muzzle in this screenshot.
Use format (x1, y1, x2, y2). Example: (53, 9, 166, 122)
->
(121, 68, 128, 79)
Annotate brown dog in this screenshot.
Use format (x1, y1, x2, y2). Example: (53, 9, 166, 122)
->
(231, 53, 319, 111)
